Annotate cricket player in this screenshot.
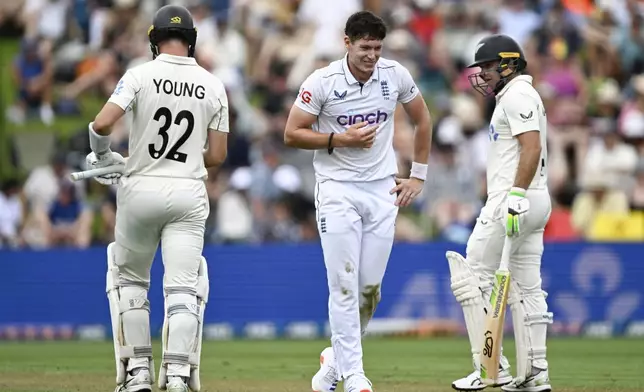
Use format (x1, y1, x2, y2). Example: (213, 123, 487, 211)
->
(446, 34, 553, 392)
(84, 5, 228, 392)
(284, 11, 432, 392)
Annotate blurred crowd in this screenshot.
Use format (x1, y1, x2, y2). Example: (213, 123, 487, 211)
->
(1, 0, 644, 249)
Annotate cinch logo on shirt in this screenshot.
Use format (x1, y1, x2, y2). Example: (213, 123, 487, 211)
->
(336, 110, 388, 126)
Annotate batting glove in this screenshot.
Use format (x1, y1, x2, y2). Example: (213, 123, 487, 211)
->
(85, 151, 126, 185)
(506, 187, 530, 237)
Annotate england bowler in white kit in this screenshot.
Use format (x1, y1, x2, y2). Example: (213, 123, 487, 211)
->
(284, 11, 432, 392)
(84, 5, 228, 392)
(446, 35, 553, 392)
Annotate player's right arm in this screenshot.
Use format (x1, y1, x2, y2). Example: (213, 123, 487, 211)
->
(284, 72, 376, 150)
(93, 70, 139, 136)
(284, 104, 335, 150)
(83, 70, 136, 184)
(283, 73, 337, 150)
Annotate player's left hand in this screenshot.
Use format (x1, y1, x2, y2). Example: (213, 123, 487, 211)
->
(85, 151, 126, 185)
(390, 177, 424, 207)
(506, 187, 530, 237)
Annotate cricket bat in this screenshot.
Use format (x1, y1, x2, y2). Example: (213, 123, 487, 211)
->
(480, 236, 513, 385)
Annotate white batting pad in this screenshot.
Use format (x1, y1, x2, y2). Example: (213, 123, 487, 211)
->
(508, 281, 553, 384)
(106, 243, 155, 387)
(446, 251, 485, 360)
(158, 256, 209, 392)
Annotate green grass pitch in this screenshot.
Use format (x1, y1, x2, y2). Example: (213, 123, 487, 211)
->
(0, 337, 642, 391)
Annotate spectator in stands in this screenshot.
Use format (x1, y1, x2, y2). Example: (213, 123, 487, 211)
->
(63, 1, 149, 101)
(589, 78, 622, 140)
(6, 37, 55, 125)
(582, 128, 639, 194)
(540, 39, 588, 115)
(609, 11, 644, 77)
(421, 136, 481, 243)
(450, 93, 487, 177)
(408, 0, 441, 46)
(533, 0, 583, 59)
(21, 151, 87, 248)
(210, 14, 247, 73)
(251, 13, 311, 89)
(22, 0, 70, 45)
(266, 165, 307, 242)
(631, 162, 644, 211)
(99, 186, 117, 244)
(296, 0, 361, 70)
(265, 198, 302, 243)
(212, 167, 253, 244)
(545, 162, 581, 242)
(248, 141, 286, 240)
(544, 192, 580, 242)
(571, 173, 630, 238)
(186, 0, 219, 56)
(36, 181, 93, 248)
(4, 0, 644, 245)
(498, 0, 542, 46)
(0, 179, 24, 249)
(619, 74, 644, 141)
(0, 1, 25, 37)
(22, 151, 82, 211)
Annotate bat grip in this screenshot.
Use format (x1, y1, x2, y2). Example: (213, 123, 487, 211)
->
(499, 236, 513, 271)
(69, 164, 124, 181)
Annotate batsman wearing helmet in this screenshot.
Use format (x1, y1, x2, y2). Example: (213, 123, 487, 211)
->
(84, 5, 229, 392)
(446, 34, 553, 392)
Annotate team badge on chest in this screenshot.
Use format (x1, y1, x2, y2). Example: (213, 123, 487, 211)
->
(380, 80, 390, 100)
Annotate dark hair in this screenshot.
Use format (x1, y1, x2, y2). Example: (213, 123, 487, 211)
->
(1, 178, 20, 194)
(344, 11, 387, 42)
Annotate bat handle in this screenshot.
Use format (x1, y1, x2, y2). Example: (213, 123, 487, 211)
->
(70, 172, 85, 181)
(499, 236, 513, 271)
(69, 164, 124, 182)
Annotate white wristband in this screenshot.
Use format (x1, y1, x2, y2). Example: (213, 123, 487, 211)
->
(89, 122, 111, 155)
(410, 162, 428, 181)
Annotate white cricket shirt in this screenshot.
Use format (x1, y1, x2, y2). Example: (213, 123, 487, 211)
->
(294, 55, 419, 182)
(487, 75, 548, 194)
(108, 54, 229, 180)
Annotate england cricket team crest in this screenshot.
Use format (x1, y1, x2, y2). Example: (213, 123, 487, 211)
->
(380, 80, 390, 100)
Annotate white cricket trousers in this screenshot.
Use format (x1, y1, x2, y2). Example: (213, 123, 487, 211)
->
(464, 189, 553, 371)
(315, 176, 398, 380)
(466, 189, 552, 294)
(113, 175, 209, 373)
(114, 175, 209, 288)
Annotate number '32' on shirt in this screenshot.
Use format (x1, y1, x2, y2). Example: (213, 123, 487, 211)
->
(108, 53, 229, 180)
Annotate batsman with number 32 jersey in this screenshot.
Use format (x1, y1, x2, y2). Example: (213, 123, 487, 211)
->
(84, 5, 228, 392)
(446, 34, 553, 392)
(284, 11, 432, 392)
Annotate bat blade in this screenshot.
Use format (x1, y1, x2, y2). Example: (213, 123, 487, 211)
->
(480, 269, 510, 385)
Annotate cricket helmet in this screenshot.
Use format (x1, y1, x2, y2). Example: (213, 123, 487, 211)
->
(148, 5, 197, 58)
(467, 34, 527, 96)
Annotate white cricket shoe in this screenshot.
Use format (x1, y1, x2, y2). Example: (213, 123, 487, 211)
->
(501, 368, 551, 392)
(312, 347, 339, 392)
(166, 376, 189, 392)
(115, 368, 152, 392)
(344, 374, 373, 392)
(40, 104, 55, 126)
(452, 367, 513, 391)
(452, 354, 512, 392)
